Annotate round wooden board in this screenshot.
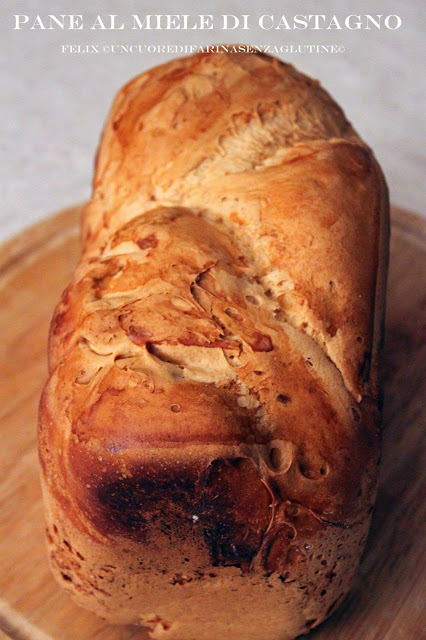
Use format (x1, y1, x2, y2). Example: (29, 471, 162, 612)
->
(0, 206, 424, 640)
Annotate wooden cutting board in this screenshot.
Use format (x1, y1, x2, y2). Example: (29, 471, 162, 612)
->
(0, 206, 424, 640)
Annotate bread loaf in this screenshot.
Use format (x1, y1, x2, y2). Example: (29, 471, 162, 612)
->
(38, 51, 389, 640)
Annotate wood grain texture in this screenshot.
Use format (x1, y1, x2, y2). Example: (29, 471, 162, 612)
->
(0, 206, 424, 640)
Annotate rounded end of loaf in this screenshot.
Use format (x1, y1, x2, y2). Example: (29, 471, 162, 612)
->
(42, 475, 370, 640)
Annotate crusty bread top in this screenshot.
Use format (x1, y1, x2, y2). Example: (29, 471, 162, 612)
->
(74, 50, 388, 401)
(41, 51, 388, 549)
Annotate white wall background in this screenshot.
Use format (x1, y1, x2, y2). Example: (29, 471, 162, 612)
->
(0, 0, 424, 241)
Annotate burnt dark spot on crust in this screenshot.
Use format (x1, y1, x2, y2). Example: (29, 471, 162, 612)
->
(137, 233, 158, 250)
(92, 464, 200, 540)
(250, 332, 273, 352)
(81, 455, 273, 565)
(276, 394, 291, 404)
(96, 478, 150, 533)
(201, 457, 271, 570)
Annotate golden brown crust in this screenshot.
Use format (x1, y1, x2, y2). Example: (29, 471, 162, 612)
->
(39, 50, 389, 639)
